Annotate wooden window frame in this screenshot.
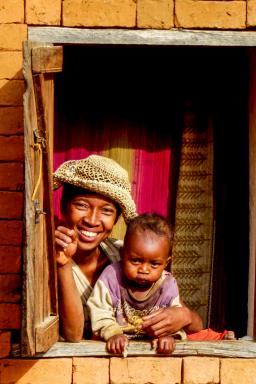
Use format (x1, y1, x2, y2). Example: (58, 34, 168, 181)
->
(22, 41, 63, 356)
(22, 28, 256, 358)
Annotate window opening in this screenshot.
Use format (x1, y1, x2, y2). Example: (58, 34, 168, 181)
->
(53, 45, 249, 338)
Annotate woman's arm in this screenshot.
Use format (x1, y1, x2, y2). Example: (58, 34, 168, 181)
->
(57, 260, 85, 342)
(182, 304, 203, 334)
(55, 226, 84, 342)
(141, 304, 203, 338)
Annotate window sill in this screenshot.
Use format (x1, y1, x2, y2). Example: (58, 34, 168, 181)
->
(39, 339, 256, 358)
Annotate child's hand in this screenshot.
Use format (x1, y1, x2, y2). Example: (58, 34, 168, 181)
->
(55, 226, 78, 265)
(107, 334, 129, 355)
(152, 335, 175, 355)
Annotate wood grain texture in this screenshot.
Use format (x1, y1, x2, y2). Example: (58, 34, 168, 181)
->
(22, 41, 60, 356)
(29, 27, 256, 46)
(42, 340, 256, 358)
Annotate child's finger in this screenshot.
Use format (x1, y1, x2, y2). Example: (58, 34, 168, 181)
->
(122, 338, 129, 357)
(158, 337, 175, 354)
(158, 339, 169, 354)
(151, 338, 158, 352)
(107, 340, 116, 354)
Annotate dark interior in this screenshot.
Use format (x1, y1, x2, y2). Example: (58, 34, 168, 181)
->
(55, 45, 249, 337)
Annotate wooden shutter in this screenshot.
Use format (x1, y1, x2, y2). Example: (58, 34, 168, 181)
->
(22, 42, 63, 356)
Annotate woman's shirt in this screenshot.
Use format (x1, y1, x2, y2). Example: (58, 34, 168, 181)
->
(71, 238, 122, 332)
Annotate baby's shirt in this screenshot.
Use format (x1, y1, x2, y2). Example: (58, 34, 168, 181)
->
(87, 261, 185, 341)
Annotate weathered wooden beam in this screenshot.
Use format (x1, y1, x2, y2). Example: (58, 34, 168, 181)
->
(41, 340, 256, 358)
(32, 46, 63, 73)
(29, 27, 256, 47)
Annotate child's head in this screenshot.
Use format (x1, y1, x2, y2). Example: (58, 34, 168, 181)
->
(121, 213, 173, 288)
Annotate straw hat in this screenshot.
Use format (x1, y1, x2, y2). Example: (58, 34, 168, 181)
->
(53, 155, 137, 223)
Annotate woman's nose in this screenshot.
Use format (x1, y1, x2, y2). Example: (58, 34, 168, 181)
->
(82, 209, 99, 226)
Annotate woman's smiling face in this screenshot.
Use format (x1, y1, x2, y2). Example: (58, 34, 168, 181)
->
(65, 193, 118, 252)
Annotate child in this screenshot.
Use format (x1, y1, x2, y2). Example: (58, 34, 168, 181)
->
(87, 213, 186, 355)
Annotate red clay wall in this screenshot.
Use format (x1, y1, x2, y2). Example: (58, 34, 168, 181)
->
(0, 1, 256, 382)
(2, 356, 256, 383)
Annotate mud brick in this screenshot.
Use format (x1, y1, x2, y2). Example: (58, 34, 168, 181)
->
(0, 274, 21, 303)
(26, 0, 61, 25)
(0, 246, 21, 273)
(0, 332, 11, 358)
(0, 24, 27, 50)
(0, 221, 23, 245)
(0, 303, 21, 329)
(0, 80, 25, 106)
(175, 0, 246, 29)
(110, 357, 182, 384)
(0, 163, 24, 191)
(63, 0, 136, 27)
(137, 0, 174, 28)
(0, 107, 23, 135)
(0, 0, 24, 23)
(0, 136, 24, 161)
(0, 192, 23, 219)
(0, 358, 73, 383)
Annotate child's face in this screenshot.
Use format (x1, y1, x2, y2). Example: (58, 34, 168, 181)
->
(121, 230, 170, 288)
(65, 193, 118, 252)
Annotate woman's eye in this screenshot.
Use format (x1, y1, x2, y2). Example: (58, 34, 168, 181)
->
(74, 202, 88, 209)
(102, 208, 115, 216)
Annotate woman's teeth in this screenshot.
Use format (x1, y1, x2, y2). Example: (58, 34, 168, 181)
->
(80, 230, 97, 238)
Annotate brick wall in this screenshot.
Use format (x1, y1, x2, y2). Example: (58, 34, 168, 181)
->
(1, 357, 256, 383)
(0, 1, 27, 359)
(0, 0, 256, 378)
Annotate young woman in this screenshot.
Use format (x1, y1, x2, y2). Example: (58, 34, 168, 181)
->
(54, 155, 203, 342)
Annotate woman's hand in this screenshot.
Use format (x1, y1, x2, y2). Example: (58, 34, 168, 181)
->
(107, 334, 129, 355)
(141, 306, 202, 338)
(55, 226, 78, 266)
(152, 335, 176, 355)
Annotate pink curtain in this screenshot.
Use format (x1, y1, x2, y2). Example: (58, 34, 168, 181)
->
(132, 148, 172, 217)
(53, 119, 174, 222)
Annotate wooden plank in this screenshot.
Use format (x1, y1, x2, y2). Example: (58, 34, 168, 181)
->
(32, 46, 63, 73)
(29, 27, 256, 47)
(22, 41, 60, 356)
(32, 62, 59, 352)
(22, 40, 40, 356)
(33, 71, 58, 321)
(36, 316, 59, 353)
(41, 340, 256, 358)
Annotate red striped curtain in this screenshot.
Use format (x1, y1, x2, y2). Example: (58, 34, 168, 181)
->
(53, 118, 175, 235)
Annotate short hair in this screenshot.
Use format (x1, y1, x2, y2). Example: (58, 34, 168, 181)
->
(124, 213, 173, 252)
